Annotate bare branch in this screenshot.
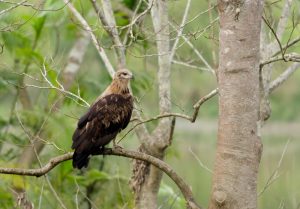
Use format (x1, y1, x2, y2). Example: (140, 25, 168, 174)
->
(169, 0, 191, 62)
(119, 88, 218, 142)
(262, 16, 285, 60)
(261, 53, 300, 67)
(272, 36, 300, 57)
(34, 64, 90, 107)
(0, 0, 70, 12)
(0, 0, 27, 16)
(172, 59, 213, 72)
(62, 0, 115, 76)
(122, 0, 143, 46)
(0, 148, 203, 209)
(191, 88, 218, 122)
(90, 0, 126, 68)
(0, 153, 73, 177)
(170, 22, 215, 75)
(269, 62, 300, 92)
(189, 147, 213, 174)
(276, 0, 293, 40)
(258, 140, 290, 196)
(119, 0, 154, 30)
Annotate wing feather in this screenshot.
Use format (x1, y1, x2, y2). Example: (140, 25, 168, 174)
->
(72, 93, 133, 168)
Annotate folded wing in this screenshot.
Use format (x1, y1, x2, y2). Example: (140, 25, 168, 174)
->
(72, 93, 133, 168)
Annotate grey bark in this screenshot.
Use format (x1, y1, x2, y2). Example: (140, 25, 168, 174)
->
(131, 0, 172, 208)
(208, 1, 263, 209)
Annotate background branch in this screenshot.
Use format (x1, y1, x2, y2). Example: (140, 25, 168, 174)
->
(269, 62, 300, 92)
(63, 0, 115, 76)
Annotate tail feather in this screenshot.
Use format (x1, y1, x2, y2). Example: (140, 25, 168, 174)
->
(72, 151, 90, 169)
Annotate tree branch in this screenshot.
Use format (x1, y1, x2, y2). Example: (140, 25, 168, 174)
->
(0, 0, 27, 16)
(260, 53, 300, 67)
(90, 0, 126, 68)
(170, 22, 215, 75)
(0, 152, 73, 177)
(269, 62, 300, 93)
(119, 88, 218, 142)
(0, 148, 202, 209)
(265, 0, 293, 55)
(62, 0, 115, 76)
(276, 0, 293, 40)
(169, 0, 191, 62)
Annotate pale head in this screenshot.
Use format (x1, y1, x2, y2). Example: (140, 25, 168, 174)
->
(106, 69, 133, 95)
(113, 69, 134, 81)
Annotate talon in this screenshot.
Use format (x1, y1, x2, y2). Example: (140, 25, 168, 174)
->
(113, 139, 123, 150)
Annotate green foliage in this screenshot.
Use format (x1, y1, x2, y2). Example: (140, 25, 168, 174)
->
(72, 169, 110, 187)
(0, 69, 19, 90)
(131, 70, 153, 97)
(2, 32, 31, 55)
(32, 14, 47, 42)
(158, 183, 186, 209)
(114, 11, 130, 27)
(0, 182, 14, 208)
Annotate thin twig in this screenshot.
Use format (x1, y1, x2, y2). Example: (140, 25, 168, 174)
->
(0, 0, 27, 16)
(189, 147, 213, 174)
(169, 0, 191, 62)
(273, 36, 300, 57)
(260, 53, 300, 67)
(119, 0, 155, 30)
(262, 16, 286, 61)
(118, 88, 218, 143)
(170, 22, 216, 74)
(258, 140, 290, 196)
(172, 60, 213, 72)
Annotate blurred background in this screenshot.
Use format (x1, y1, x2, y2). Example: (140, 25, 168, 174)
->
(0, 0, 300, 208)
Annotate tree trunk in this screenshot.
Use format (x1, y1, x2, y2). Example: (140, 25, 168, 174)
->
(208, 1, 263, 209)
(131, 0, 172, 208)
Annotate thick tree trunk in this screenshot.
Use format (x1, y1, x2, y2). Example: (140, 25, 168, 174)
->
(208, 1, 263, 209)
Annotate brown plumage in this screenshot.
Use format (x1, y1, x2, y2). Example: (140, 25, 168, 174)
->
(72, 69, 134, 169)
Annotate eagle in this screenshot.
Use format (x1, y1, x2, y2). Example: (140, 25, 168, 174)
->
(72, 69, 134, 169)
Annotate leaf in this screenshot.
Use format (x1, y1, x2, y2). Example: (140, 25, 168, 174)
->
(115, 11, 130, 27)
(158, 183, 186, 209)
(0, 69, 20, 89)
(32, 14, 47, 41)
(122, 0, 138, 9)
(72, 169, 110, 187)
(85, 169, 110, 185)
(1, 32, 31, 54)
(131, 71, 153, 96)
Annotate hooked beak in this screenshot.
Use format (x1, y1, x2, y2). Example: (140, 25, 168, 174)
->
(130, 74, 135, 80)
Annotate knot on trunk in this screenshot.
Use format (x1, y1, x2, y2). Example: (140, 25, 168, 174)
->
(213, 190, 227, 206)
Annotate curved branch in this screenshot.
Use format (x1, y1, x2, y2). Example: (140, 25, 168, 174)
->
(119, 88, 218, 143)
(0, 148, 202, 209)
(0, 152, 73, 177)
